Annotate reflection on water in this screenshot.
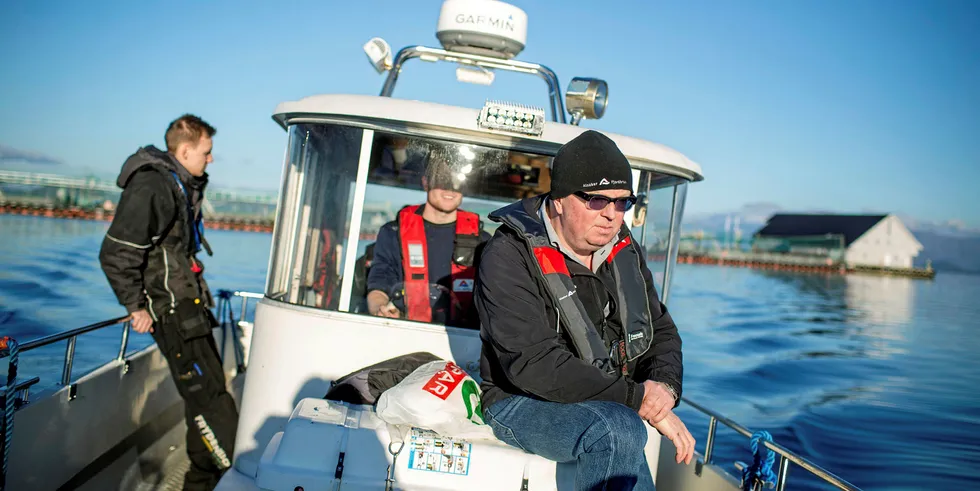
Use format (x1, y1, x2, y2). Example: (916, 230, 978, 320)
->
(670, 265, 980, 490)
(847, 275, 914, 324)
(2, 216, 979, 489)
(757, 271, 915, 361)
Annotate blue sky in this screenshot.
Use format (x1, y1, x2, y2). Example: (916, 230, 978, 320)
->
(1, 0, 977, 227)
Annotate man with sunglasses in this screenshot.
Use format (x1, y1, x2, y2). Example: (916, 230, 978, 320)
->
(475, 130, 694, 490)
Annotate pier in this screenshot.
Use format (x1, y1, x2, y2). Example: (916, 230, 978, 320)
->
(0, 203, 274, 233)
(0, 169, 277, 233)
(674, 249, 935, 279)
(671, 213, 937, 279)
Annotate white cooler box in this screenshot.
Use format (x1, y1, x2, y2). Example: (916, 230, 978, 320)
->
(255, 398, 663, 491)
(255, 398, 566, 491)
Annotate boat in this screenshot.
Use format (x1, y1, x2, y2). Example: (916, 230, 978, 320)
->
(1, 1, 864, 490)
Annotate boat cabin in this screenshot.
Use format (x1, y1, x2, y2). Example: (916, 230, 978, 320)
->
(263, 95, 700, 318)
(225, 96, 704, 490)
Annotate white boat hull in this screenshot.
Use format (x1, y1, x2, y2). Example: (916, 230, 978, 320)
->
(225, 300, 673, 490)
(8, 345, 185, 490)
(7, 325, 246, 491)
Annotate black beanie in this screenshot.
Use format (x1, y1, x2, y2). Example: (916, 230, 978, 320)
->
(550, 130, 633, 198)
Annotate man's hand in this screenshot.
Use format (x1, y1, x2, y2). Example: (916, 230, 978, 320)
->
(638, 380, 676, 424)
(129, 309, 154, 334)
(649, 411, 695, 465)
(377, 302, 401, 318)
(367, 290, 402, 318)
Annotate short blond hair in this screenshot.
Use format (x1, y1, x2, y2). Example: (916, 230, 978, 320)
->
(165, 114, 216, 153)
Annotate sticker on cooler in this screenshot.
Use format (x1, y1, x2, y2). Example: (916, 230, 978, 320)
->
(422, 362, 467, 400)
(297, 400, 348, 425)
(407, 427, 472, 476)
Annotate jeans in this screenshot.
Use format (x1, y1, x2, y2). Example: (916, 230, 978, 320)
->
(484, 395, 655, 491)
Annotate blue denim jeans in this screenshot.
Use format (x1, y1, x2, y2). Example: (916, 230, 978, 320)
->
(484, 395, 656, 491)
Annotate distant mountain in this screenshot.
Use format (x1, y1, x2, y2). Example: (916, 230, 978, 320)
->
(902, 217, 980, 238)
(0, 144, 279, 195)
(910, 230, 980, 275)
(681, 202, 782, 236)
(0, 144, 65, 167)
(0, 144, 117, 182)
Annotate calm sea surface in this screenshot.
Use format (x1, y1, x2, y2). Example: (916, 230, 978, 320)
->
(1, 214, 978, 490)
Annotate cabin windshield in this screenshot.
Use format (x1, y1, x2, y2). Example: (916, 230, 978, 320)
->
(265, 122, 689, 327)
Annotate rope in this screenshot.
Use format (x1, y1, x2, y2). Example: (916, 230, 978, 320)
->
(1, 336, 20, 491)
(742, 430, 777, 490)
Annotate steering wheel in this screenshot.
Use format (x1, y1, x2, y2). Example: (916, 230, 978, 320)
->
(386, 281, 464, 321)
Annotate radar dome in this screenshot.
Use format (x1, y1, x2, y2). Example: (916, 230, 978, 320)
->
(436, 0, 528, 59)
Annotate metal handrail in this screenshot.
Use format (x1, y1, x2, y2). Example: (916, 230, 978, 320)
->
(0, 291, 262, 491)
(17, 315, 129, 352)
(234, 291, 264, 299)
(235, 291, 263, 334)
(8, 378, 39, 405)
(215, 290, 264, 374)
(15, 315, 131, 389)
(3, 290, 264, 399)
(0, 290, 262, 491)
(379, 45, 568, 124)
(682, 397, 862, 491)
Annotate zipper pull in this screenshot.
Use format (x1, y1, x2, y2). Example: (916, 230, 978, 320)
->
(618, 340, 628, 376)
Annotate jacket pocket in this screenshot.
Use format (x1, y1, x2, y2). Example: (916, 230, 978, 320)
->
(174, 299, 213, 340)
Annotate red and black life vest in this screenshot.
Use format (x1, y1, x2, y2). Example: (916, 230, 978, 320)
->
(398, 205, 480, 325)
(492, 199, 654, 375)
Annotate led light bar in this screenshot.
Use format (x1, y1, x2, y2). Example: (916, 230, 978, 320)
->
(477, 101, 545, 136)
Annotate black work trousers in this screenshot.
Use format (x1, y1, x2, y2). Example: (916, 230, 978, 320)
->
(152, 305, 239, 491)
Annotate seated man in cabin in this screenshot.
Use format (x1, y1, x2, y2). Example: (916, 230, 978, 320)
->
(365, 152, 491, 328)
(475, 131, 695, 491)
(98, 114, 237, 491)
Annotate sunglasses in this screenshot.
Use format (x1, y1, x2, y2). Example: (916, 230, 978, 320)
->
(572, 191, 637, 212)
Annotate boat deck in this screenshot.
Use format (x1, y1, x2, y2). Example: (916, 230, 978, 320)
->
(132, 370, 246, 491)
(135, 446, 191, 491)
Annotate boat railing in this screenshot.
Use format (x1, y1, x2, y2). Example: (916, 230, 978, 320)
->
(682, 397, 863, 491)
(379, 45, 567, 124)
(1, 290, 262, 407)
(0, 290, 262, 491)
(215, 290, 264, 373)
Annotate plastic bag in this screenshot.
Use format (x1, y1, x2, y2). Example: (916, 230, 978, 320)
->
(376, 360, 495, 440)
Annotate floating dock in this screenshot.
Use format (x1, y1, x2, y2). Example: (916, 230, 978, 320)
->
(676, 249, 935, 279)
(0, 203, 274, 233)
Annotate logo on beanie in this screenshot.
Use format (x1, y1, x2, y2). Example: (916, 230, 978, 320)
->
(582, 178, 629, 188)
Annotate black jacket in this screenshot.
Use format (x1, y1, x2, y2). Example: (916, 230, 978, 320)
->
(99, 146, 213, 319)
(475, 195, 683, 413)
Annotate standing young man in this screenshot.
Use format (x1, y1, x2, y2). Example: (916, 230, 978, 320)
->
(99, 114, 238, 490)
